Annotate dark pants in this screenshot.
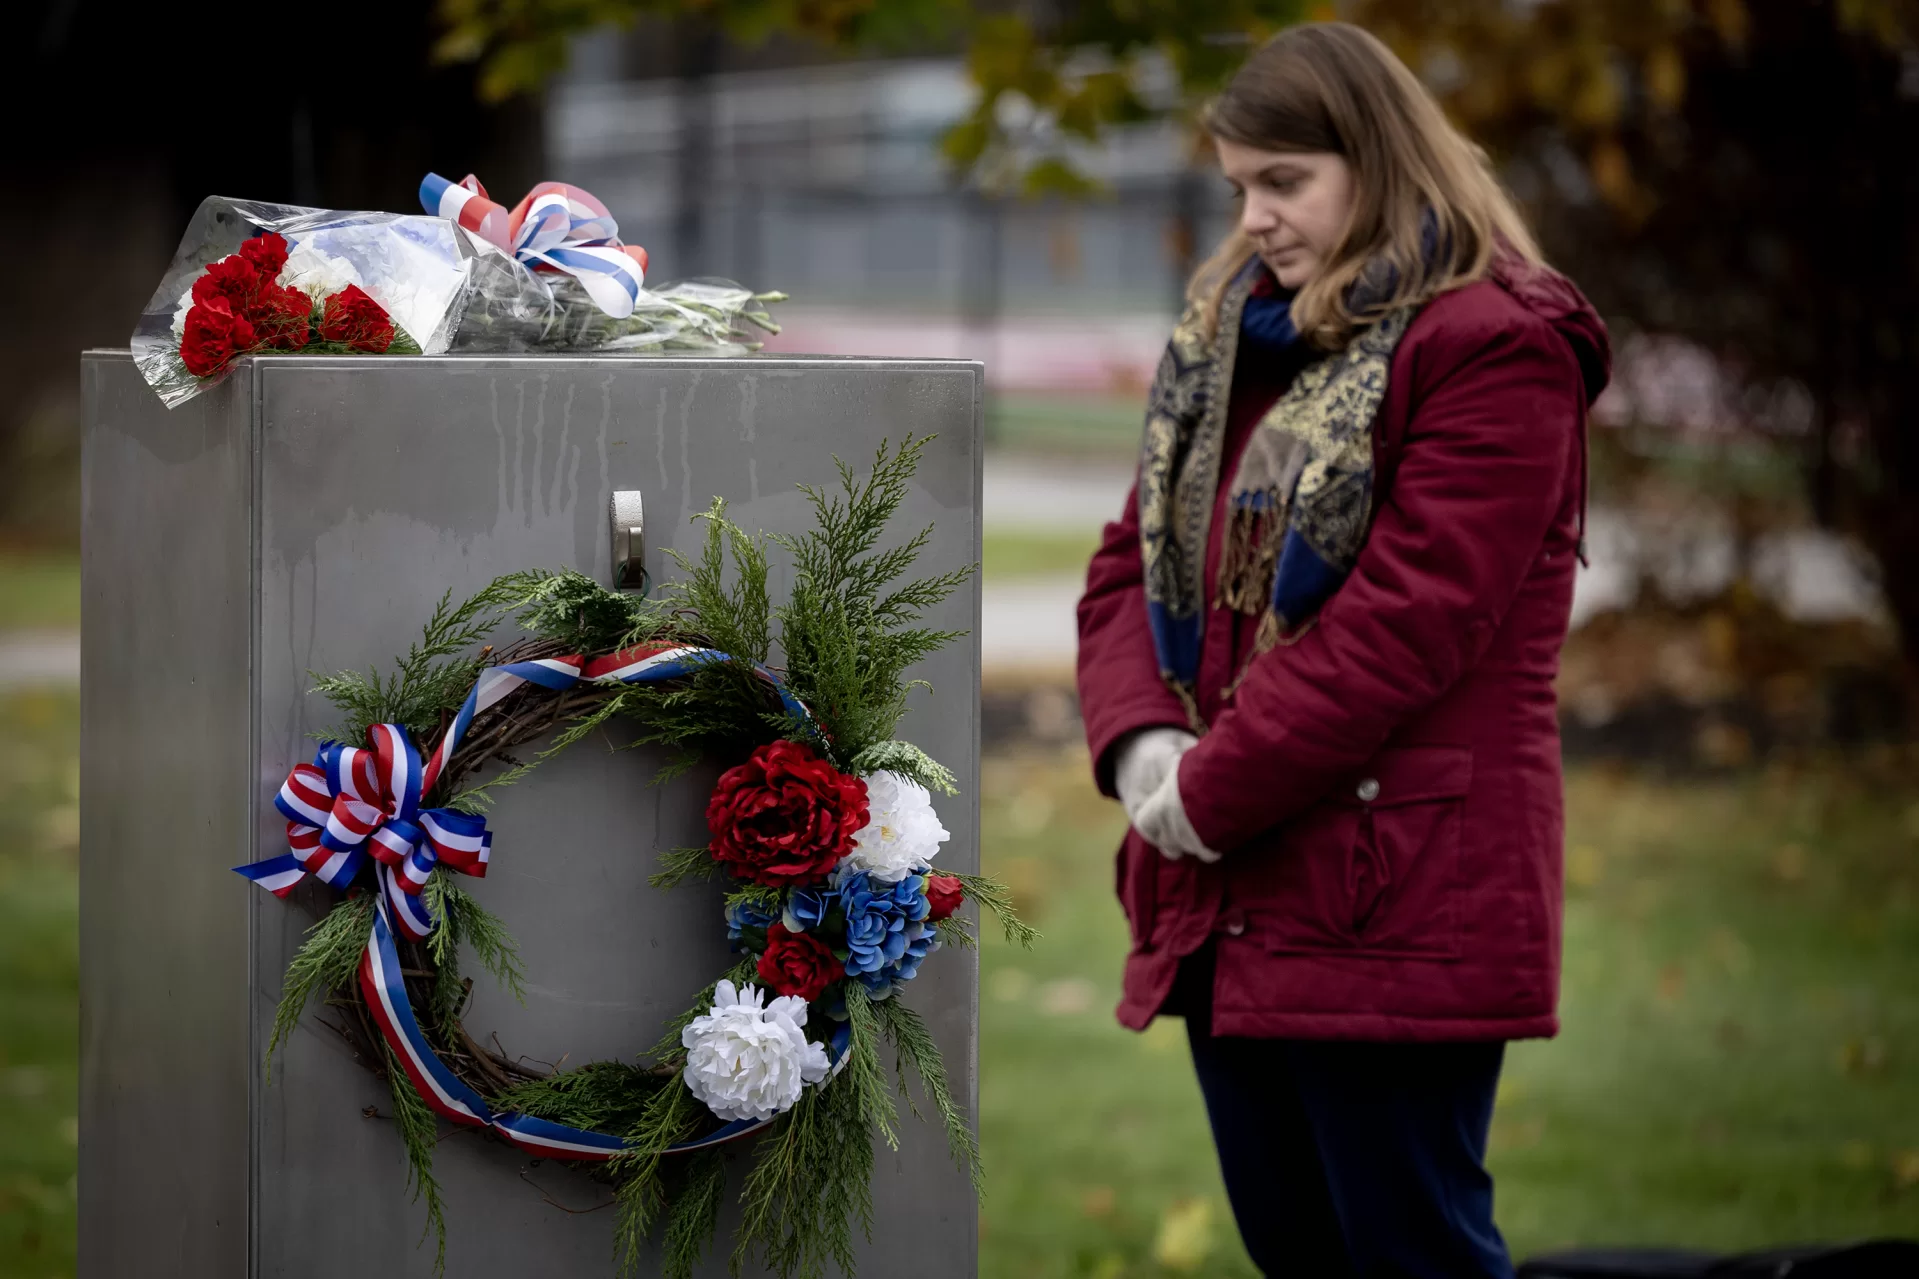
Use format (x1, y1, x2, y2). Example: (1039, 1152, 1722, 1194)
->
(1174, 948, 1514, 1279)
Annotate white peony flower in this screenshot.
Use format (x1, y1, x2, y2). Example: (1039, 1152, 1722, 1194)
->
(276, 243, 366, 302)
(843, 770, 950, 883)
(681, 981, 831, 1123)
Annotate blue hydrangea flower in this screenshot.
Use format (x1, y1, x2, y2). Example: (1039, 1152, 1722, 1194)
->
(858, 923, 940, 1001)
(725, 898, 776, 951)
(837, 867, 937, 998)
(781, 885, 835, 934)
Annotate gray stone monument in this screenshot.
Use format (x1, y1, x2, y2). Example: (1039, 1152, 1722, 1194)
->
(79, 352, 983, 1278)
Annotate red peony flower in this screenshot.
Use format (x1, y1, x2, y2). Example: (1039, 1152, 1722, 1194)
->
(191, 254, 263, 311)
(755, 921, 844, 1002)
(238, 232, 290, 279)
(924, 873, 965, 922)
(249, 282, 312, 350)
(318, 284, 397, 352)
(706, 740, 869, 887)
(179, 297, 258, 377)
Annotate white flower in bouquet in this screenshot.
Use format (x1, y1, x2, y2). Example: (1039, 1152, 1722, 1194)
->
(169, 288, 195, 340)
(681, 981, 830, 1123)
(843, 770, 950, 883)
(277, 243, 365, 302)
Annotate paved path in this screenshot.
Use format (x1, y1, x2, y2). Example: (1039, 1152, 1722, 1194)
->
(984, 455, 1134, 530)
(981, 577, 1086, 674)
(0, 631, 79, 689)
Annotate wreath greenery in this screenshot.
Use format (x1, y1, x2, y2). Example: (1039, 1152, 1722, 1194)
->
(246, 437, 1030, 1277)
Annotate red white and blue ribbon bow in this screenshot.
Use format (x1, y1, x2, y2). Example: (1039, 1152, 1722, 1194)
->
(236, 641, 811, 937)
(420, 172, 650, 320)
(238, 724, 493, 942)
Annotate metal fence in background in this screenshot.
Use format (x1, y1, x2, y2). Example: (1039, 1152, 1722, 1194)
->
(545, 54, 1236, 320)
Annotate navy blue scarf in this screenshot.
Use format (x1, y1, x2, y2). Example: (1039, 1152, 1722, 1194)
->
(1239, 277, 1299, 355)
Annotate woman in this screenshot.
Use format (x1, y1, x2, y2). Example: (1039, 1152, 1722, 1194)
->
(1076, 23, 1610, 1279)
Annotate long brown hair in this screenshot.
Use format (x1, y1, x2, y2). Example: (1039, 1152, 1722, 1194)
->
(1191, 22, 1542, 347)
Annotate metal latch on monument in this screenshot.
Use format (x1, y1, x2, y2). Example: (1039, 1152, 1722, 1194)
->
(610, 490, 645, 591)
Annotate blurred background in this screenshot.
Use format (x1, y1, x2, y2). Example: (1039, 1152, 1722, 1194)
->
(5, 1, 1919, 1275)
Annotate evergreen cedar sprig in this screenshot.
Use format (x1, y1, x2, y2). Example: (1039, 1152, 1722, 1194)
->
(849, 739, 958, 796)
(309, 577, 530, 744)
(773, 435, 975, 767)
(441, 759, 538, 816)
(734, 1075, 874, 1279)
(611, 1082, 706, 1266)
(493, 1060, 671, 1134)
(387, 1042, 449, 1273)
(949, 871, 1040, 949)
(660, 1151, 730, 1278)
(872, 997, 982, 1196)
(647, 844, 724, 889)
(266, 870, 526, 1269)
(660, 502, 774, 666)
(265, 893, 374, 1081)
(497, 567, 671, 654)
(428, 876, 526, 1002)
(844, 984, 902, 1151)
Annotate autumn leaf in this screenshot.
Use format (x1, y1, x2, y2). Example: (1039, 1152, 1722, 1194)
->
(1152, 1197, 1216, 1274)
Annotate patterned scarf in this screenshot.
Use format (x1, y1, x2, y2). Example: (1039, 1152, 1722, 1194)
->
(1138, 258, 1417, 726)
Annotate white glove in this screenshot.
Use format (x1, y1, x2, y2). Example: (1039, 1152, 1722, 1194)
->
(1133, 764, 1222, 864)
(1114, 727, 1198, 823)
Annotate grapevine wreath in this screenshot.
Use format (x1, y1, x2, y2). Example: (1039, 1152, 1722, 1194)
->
(235, 438, 1030, 1277)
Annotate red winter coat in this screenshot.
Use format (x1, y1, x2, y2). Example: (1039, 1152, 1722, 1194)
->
(1076, 261, 1611, 1040)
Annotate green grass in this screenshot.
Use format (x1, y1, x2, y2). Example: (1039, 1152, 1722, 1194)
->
(988, 393, 1142, 459)
(978, 749, 1253, 1277)
(0, 691, 78, 1278)
(5, 684, 1915, 1278)
(0, 557, 78, 632)
(983, 529, 1102, 581)
(976, 748, 1919, 1277)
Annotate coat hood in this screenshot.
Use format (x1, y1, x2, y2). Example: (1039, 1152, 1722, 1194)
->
(1492, 257, 1612, 406)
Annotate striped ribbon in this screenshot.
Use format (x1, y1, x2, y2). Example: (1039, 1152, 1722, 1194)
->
(420, 172, 650, 320)
(361, 894, 839, 1159)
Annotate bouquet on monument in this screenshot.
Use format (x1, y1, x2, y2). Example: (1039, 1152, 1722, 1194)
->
(131, 175, 786, 409)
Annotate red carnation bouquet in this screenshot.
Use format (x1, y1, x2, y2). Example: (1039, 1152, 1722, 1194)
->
(134, 191, 787, 410)
(166, 232, 416, 383)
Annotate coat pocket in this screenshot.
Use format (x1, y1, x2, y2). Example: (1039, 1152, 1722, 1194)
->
(1257, 746, 1473, 959)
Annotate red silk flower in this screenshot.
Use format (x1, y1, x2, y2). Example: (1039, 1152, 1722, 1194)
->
(318, 284, 397, 352)
(179, 297, 258, 377)
(755, 922, 844, 1002)
(924, 873, 965, 922)
(706, 740, 868, 887)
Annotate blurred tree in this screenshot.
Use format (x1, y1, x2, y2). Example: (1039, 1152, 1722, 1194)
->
(440, 0, 1919, 664)
(1346, 0, 1919, 661)
(435, 0, 972, 102)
